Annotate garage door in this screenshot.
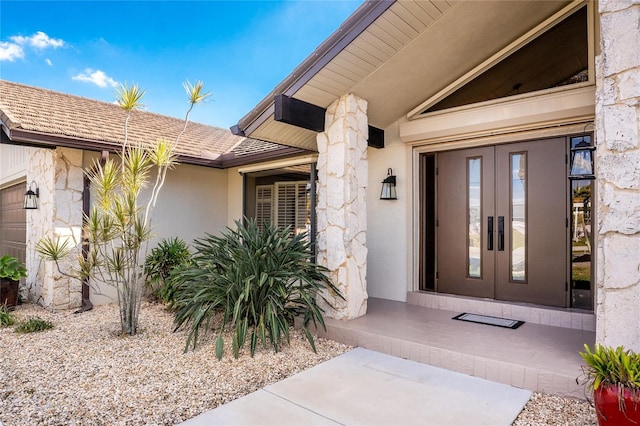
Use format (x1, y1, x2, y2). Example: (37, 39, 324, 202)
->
(0, 182, 27, 264)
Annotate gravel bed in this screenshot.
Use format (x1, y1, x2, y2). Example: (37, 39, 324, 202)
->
(1, 303, 597, 425)
(0, 302, 351, 425)
(513, 392, 596, 425)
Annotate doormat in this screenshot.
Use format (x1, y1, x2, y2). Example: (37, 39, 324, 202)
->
(452, 313, 524, 329)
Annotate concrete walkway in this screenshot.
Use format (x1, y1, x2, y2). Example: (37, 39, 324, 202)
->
(180, 348, 532, 426)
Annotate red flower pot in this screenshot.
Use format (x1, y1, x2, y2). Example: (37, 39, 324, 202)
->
(595, 384, 640, 425)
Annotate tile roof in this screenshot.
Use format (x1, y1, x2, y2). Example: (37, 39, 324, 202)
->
(0, 80, 303, 167)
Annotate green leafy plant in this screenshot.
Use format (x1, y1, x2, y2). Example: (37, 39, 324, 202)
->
(0, 304, 16, 327)
(36, 81, 210, 336)
(0, 255, 27, 281)
(15, 317, 54, 333)
(145, 237, 192, 303)
(171, 219, 343, 359)
(580, 344, 640, 410)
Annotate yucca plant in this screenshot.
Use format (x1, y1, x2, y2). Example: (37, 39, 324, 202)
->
(36, 81, 210, 336)
(171, 219, 343, 359)
(145, 237, 192, 303)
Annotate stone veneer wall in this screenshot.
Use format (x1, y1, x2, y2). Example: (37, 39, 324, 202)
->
(316, 94, 368, 320)
(595, 0, 640, 350)
(27, 147, 84, 310)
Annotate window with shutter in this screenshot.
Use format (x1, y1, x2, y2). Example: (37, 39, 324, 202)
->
(255, 185, 273, 232)
(275, 181, 310, 238)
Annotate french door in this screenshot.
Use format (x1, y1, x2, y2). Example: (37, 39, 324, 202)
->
(436, 138, 568, 307)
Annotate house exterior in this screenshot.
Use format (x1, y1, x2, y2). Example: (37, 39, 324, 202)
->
(0, 80, 311, 309)
(2, 0, 639, 360)
(229, 0, 640, 352)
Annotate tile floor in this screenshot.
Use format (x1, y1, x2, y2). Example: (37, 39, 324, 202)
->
(316, 295, 595, 399)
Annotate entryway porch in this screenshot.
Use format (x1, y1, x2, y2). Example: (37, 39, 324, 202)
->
(317, 292, 595, 399)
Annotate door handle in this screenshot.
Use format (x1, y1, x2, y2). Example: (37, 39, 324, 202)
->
(487, 216, 494, 251)
(498, 216, 504, 251)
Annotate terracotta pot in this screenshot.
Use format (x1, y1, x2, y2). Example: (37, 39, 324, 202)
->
(0, 278, 19, 308)
(595, 384, 640, 425)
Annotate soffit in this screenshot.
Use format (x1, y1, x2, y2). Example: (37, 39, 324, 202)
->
(239, 0, 573, 150)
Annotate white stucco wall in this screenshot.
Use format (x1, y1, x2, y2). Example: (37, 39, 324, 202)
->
(366, 122, 411, 302)
(226, 167, 244, 227)
(150, 163, 228, 245)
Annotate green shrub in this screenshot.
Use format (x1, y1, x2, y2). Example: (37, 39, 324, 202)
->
(0, 304, 15, 327)
(15, 317, 54, 333)
(145, 237, 192, 303)
(172, 219, 343, 359)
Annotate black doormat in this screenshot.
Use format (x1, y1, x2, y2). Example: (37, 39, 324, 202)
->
(452, 312, 524, 329)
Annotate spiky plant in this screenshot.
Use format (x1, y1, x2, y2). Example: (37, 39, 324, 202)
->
(36, 81, 210, 336)
(171, 219, 343, 359)
(144, 237, 192, 303)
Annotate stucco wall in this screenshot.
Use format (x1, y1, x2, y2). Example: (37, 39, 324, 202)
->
(226, 167, 244, 227)
(366, 122, 411, 302)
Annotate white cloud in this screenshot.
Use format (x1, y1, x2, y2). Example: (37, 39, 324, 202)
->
(45, 58, 52, 66)
(0, 41, 24, 61)
(72, 68, 118, 88)
(11, 31, 64, 49)
(1, 31, 64, 62)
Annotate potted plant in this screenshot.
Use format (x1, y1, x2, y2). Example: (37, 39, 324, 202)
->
(580, 343, 640, 425)
(0, 254, 27, 308)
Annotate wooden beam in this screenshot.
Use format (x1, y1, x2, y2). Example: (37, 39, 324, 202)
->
(274, 94, 326, 132)
(368, 126, 385, 149)
(274, 94, 385, 149)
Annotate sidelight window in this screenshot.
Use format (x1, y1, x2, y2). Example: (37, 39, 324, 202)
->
(510, 153, 527, 282)
(467, 157, 482, 278)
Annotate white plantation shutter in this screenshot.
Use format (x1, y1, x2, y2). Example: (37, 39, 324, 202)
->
(255, 185, 273, 232)
(275, 181, 310, 237)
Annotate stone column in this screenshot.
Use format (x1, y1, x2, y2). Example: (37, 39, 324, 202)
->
(27, 147, 84, 310)
(595, 0, 640, 349)
(316, 93, 368, 320)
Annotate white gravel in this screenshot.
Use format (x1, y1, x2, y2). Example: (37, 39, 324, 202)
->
(1, 302, 597, 425)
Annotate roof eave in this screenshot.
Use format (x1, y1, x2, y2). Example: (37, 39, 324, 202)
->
(1, 127, 310, 169)
(232, 0, 395, 137)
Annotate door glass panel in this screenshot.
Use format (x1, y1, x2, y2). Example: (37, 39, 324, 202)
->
(511, 153, 527, 282)
(468, 157, 482, 278)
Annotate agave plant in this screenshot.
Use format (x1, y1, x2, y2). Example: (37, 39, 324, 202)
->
(171, 219, 343, 359)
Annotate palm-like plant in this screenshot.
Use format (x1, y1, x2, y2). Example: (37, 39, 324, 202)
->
(171, 219, 343, 359)
(36, 81, 209, 335)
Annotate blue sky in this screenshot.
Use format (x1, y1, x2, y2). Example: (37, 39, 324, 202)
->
(0, 1, 363, 129)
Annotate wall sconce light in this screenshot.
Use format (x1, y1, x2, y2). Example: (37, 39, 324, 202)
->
(380, 168, 397, 200)
(23, 181, 39, 209)
(569, 134, 595, 180)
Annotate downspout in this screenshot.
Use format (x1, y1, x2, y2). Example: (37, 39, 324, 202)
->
(78, 172, 93, 312)
(76, 150, 109, 313)
(310, 162, 317, 263)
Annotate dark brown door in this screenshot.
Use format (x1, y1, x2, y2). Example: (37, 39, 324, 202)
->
(437, 138, 567, 307)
